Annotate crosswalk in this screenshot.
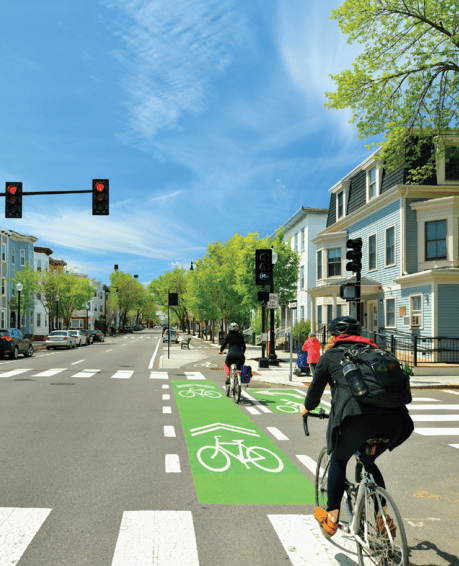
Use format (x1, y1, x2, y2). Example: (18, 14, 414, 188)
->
(0, 507, 356, 565)
(0, 368, 206, 380)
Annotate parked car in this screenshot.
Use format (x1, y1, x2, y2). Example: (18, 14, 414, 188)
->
(0, 328, 34, 359)
(163, 330, 179, 343)
(90, 330, 105, 342)
(80, 329, 94, 345)
(46, 330, 77, 350)
(134, 325, 141, 331)
(68, 330, 87, 347)
(125, 326, 133, 333)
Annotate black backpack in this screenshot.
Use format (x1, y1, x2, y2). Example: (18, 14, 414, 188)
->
(336, 344, 412, 408)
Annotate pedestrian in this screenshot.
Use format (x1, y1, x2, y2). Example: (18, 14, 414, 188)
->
(302, 332, 321, 376)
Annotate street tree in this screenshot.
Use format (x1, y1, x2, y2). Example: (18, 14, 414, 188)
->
(326, 0, 459, 182)
(148, 267, 189, 330)
(55, 274, 95, 328)
(10, 262, 41, 330)
(110, 271, 145, 330)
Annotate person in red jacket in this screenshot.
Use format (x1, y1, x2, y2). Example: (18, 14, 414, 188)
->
(301, 332, 321, 375)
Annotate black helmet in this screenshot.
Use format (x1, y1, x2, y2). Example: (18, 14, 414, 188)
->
(329, 316, 362, 336)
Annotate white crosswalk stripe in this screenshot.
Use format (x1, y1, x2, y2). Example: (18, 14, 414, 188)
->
(33, 368, 67, 377)
(410, 398, 459, 445)
(0, 369, 32, 378)
(0, 508, 52, 564)
(111, 370, 134, 379)
(72, 369, 100, 378)
(150, 372, 168, 379)
(184, 372, 206, 380)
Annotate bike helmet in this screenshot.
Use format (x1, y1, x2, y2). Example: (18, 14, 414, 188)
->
(229, 322, 239, 331)
(329, 316, 362, 336)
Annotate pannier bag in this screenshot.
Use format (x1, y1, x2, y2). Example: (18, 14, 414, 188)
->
(339, 345, 412, 408)
(240, 365, 252, 384)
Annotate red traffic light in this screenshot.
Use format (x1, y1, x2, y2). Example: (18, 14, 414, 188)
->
(5, 182, 23, 218)
(92, 179, 109, 215)
(6, 185, 17, 195)
(95, 182, 105, 192)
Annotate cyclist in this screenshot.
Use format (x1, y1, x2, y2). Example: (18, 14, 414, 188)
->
(219, 322, 246, 385)
(300, 316, 413, 537)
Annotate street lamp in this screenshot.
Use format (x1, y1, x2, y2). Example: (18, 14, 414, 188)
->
(55, 295, 60, 330)
(189, 261, 195, 335)
(269, 248, 279, 366)
(16, 282, 23, 334)
(86, 302, 90, 331)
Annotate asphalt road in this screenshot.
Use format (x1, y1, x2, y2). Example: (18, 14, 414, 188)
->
(0, 328, 457, 565)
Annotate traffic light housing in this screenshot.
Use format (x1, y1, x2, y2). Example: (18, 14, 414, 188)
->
(340, 282, 357, 300)
(346, 238, 362, 272)
(92, 179, 109, 215)
(5, 183, 22, 218)
(255, 249, 273, 286)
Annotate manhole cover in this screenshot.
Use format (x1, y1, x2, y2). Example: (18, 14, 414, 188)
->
(50, 383, 76, 386)
(14, 379, 36, 381)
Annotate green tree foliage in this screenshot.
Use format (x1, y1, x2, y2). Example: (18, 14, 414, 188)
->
(10, 262, 41, 321)
(147, 267, 189, 330)
(326, 0, 459, 182)
(110, 271, 145, 330)
(54, 274, 95, 328)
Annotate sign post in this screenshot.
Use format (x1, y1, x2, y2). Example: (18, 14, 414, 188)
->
(288, 301, 297, 381)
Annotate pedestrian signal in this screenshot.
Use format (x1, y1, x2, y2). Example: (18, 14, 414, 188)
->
(5, 183, 23, 219)
(92, 179, 109, 215)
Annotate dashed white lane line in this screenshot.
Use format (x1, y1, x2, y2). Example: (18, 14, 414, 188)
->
(442, 390, 459, 396)
(162, 394, 170, 401)
(242, 390, 273, 413)
(164, 426, 176, 438)
(246, 407, 261, 415)
(162, 384, 169, 389)
(267, 427, 289, 441)
(163, 407, 172, 414)
(165, 454, 181, 473)
(150, 372, 168, 380)
(71, 360, 84, 365)
(296, 455, 320, 476)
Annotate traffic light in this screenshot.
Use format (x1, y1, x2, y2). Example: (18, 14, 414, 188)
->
(92, 179, 109, 215)
(340, 282, 357, 300)
(255, 249, 273, 286)
(5, 183, 22, 219)
(346, 238, 363, 272)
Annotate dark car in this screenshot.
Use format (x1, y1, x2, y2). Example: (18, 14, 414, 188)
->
(0, 328, 34, 359)
(125, 326, 133, 333)
(134, 325, 141, 331)
(80, 329, 94, 345)
(90, 330, 105, 342)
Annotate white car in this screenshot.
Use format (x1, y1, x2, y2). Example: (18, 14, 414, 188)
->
(69, 330, 87, 346)
(46, 331, 77, 350)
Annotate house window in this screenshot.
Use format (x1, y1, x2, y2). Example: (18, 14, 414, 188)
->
(385, 226, 395, 266)
(385, 298, 396, 328)
(1, 245, 5, 262)
(37, 259, 42, 272)
(20, 250, 25, 266)
(300, 306, 304, 321)
(368, 167, 377, 200)
(299, 266, 304, 290)
(327, 305, 333, 326)
(411, 295, 422, 316)
(425, 219, 447, 260)
(317, 305, 322, 326)
(12, 249, 15, 264)
(300, 229, 305, 252)
(337, 305, 342, 317)
(1, 312, 4, 328)
(337, 191, 344, 218)
(445, 145, 459, 181)
(37, 313, 41, 327)
(317, 250, 322, 280)
(368, 234, 377, 270)
(294, 233, 298, 251)
(327, 248, 341, 277)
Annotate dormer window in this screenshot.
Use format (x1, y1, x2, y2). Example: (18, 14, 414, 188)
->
(364, 161, 380, 202)
(337, 191, 344, 219)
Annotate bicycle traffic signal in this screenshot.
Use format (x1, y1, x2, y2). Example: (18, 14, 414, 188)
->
(92, 179, 109, 215)
(255, 249, 273, 286)
(5, 183, 23, 219)
(346, 238, 362, 272)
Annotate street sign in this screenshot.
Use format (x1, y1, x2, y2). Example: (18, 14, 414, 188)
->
(267, 293, 279, 310)
(288, 301, 297, 310)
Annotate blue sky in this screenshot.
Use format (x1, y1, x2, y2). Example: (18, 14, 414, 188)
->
(1, 0, 371, 286)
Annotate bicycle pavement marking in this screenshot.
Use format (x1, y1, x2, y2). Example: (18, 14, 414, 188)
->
(248, 389, 330, 415)
(172, 380, 315, 505)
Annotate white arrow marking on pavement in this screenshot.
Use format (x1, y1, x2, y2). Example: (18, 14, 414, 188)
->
(111, 511, 199, 566)
(190, 422, 260, 437)
(449, 444, 459, 449)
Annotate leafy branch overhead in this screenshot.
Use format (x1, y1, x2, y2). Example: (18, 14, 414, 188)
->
(326, 0, 459, 181)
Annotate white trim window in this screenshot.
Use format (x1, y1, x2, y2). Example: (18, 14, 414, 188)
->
(436, 139, 459, 185)
(385, 226, 396, 267)
(327, 248, 342, 277)
(20, 250, 25, 266)
(294, 233, 298, 251)
(366, 165, 380, 202)
(300, 265, 304, 290)
(425, 219, 447, 260)
(410, 294, 423, 328)
(385, 297, 396, 328)
(300, 305, 305, 321)
(317, 250, 323, 280)
(337, 191, 344, 219)
(368, 233, 377, 271)
(1, 244, 5, 262)
(300, 228, 305, 252)
(11, 248, 15, 265)
(37, 313, 41, 327)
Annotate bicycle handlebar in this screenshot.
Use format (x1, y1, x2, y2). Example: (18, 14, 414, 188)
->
(302, 408, 330, 437)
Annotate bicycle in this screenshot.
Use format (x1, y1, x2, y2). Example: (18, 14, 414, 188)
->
(303, 409, 409, 566)
(226, 363, 242, 403)
(197, 435, 283, 473)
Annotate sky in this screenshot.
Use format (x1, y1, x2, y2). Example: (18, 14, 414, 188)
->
(1, 0, 372, 287)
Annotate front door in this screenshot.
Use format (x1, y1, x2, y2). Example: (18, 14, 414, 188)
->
(367, 300, 378, 333)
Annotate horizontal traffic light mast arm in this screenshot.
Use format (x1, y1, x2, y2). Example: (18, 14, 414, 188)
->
(1, 190, 93, 196)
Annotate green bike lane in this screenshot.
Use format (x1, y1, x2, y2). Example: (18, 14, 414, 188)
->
(172, 380, 315, 505)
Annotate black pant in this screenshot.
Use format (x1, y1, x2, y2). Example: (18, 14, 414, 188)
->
(326, 413, 404, 512)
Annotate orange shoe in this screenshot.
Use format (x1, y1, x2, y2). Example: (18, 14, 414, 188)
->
(314, 507, 339, 538)
(377, 515, 396, 538)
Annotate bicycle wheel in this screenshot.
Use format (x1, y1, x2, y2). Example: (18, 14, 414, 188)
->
(355, 485, 408, 566)
(315, 447, 329, 509)
(197, 446, 231, 472)
(247, 446, 284, 472)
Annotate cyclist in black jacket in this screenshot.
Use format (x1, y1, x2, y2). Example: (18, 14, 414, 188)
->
(219, 323, 246, 384)
(300, 316, 414, 537)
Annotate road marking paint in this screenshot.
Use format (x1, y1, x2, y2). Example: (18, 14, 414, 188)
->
(148, 337, 162, 370)
(111, 370, 134, 379)
(442, 390, 459, 396)
(246, 407, 261, 415)
(162, 384, 169, 389)
(268, 514, 356, 566)
(242, 390, 273, 413)
(33, 368, 67, 377)
(121, 344, 127, 347)
(412, 397, 440, 401)
(150, 372, 168, 380)
(267, 427, 289, 440)
(71, 360, 84, 365)
(164, 426, 176, 437)
(0, 508, 52, 564)
(165, 454, 181, 473)
(106, 349, 113, 352)
(296, 455, 322, 476)
(409, 404, 459, 410)
(0, 369, 32, 378)
(184, 372, 206, 380)
(411, 415, 459, 421)
(449, 444, 459, 449)
(163, 407, 172, 414)
(162, 394, 170, 400)
(72, 369, 100, 378)
(414, 428, 459, 435)
(111, 511, 199, 566)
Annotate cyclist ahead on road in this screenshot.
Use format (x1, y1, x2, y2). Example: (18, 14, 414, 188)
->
(219, 322, 246, 385)
(300, 316, 414, 537)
